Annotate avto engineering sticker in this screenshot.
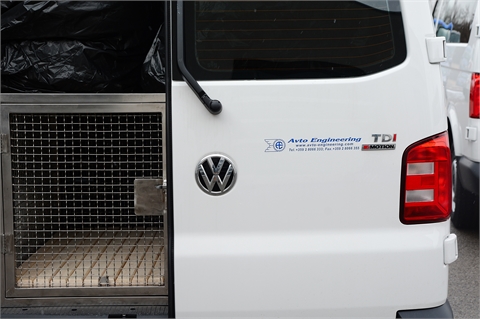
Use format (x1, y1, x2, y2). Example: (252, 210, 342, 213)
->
(264, 134, 397, 153)
(265, 139, 286, 152)
(265, 136, 362, 153)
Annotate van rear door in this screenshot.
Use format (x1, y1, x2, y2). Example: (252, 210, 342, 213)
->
(170, 1, 449, 317)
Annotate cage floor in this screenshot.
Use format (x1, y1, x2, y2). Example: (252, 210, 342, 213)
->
(15, 230, 165, 288)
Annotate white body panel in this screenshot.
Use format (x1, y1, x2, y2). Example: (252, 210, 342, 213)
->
(172, 1, 450, 317)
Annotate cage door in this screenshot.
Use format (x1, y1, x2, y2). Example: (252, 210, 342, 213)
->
(1, 101, 167, 299)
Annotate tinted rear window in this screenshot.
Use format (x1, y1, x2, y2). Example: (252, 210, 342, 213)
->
(183, 1, 406, 80)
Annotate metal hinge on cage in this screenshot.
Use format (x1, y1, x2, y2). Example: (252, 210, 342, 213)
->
(134, 179, 167, 215)
(0, 134, 9, 154)
(1, 234, 14, 254)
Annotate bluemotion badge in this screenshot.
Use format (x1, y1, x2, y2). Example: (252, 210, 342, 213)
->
(362, 133, 397, 151)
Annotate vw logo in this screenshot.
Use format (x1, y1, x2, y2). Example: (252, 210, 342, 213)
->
(196, 154, 237, 195)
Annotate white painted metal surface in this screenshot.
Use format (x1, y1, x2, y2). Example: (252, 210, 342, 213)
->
(171, 0, 451, 317)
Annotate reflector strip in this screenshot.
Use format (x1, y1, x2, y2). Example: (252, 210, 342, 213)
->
(406, 189, 434, 203)
(407, 162, 434, 175)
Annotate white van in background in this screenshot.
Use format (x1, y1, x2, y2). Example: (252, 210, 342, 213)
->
(433, 0, 480, 229)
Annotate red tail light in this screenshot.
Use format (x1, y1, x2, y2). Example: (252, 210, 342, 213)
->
(471, 73, 480, 119)
(400, 132, 451, 224)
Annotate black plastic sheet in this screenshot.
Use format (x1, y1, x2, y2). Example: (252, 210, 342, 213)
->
(1, 1, 165, 93)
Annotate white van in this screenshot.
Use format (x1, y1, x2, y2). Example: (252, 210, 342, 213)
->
(1, 1, 457, 318)
(432, 0, 480, 229)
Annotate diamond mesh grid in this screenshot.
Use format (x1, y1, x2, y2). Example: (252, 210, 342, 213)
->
(9, 113, 165, 288)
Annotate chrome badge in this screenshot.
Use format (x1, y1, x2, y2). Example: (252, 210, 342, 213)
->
(196, 154, 236, 195)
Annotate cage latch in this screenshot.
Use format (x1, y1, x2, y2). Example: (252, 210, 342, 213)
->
(134, 179, 167, 215)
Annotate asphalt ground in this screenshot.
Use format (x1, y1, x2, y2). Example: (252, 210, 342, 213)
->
(449, 224, 479, 319)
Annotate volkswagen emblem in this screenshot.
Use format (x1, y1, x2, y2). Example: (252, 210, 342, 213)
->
(196, 154, 237, 195)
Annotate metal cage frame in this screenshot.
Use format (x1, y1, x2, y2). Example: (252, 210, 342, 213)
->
(1, 94, 168, 307)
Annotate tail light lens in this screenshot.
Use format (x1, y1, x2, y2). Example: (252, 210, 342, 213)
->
(400, 132, 451, 224)
(471, 73, 480, 118)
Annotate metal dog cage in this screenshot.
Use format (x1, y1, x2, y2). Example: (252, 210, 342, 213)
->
(1, 94, 167, 307)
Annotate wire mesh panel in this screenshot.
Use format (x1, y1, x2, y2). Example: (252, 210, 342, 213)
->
(8, 112, 165, 289)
